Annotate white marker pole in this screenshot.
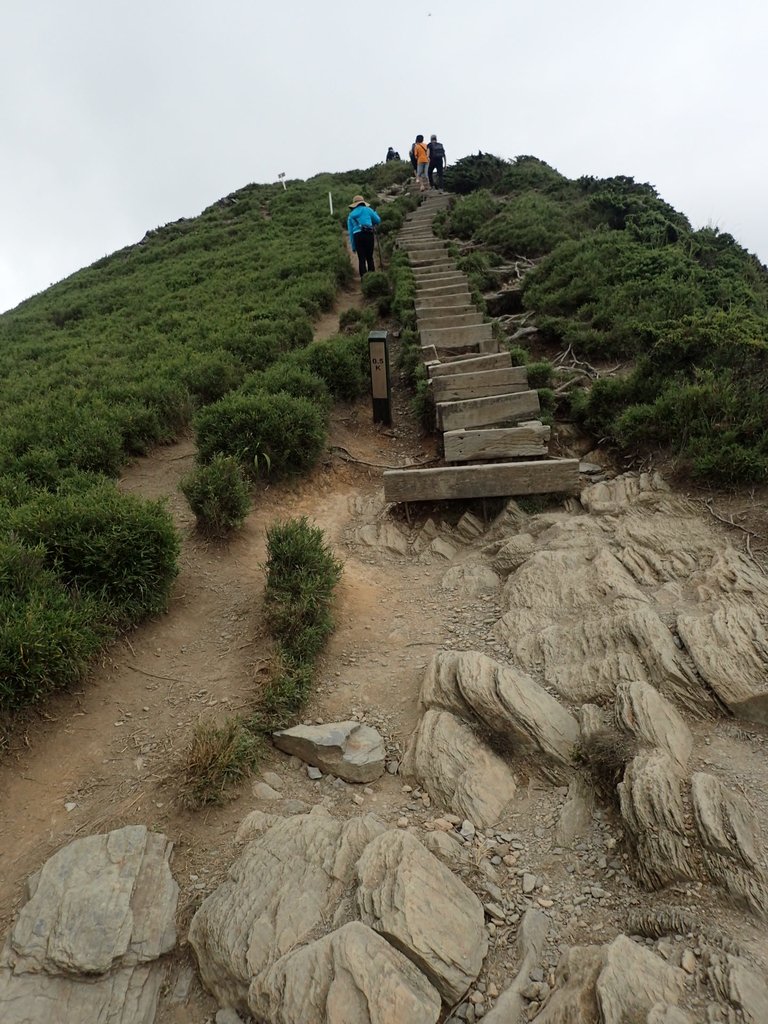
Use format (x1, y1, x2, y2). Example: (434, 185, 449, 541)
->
(328, 192, 334, 216)
(278, 172, 286, 191)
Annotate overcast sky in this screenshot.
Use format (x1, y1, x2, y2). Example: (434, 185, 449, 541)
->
(2, 0, 766, 313)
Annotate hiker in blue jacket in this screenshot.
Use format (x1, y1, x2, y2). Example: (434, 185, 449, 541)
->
(347, 195, 381, 279)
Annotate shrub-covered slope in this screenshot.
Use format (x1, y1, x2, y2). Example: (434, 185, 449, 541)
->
(0, 162, 411, 727)
(443, 154, 768, 482)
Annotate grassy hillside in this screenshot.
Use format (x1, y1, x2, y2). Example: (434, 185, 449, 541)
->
(0, 161, 411, 731)
(441, 155, 768, 483)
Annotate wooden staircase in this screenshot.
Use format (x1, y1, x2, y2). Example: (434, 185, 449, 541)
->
(383, 193, 579, 504)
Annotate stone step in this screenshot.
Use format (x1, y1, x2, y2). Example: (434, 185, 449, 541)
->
(383, 459, 580, 503)
(415, 292, 473, 311)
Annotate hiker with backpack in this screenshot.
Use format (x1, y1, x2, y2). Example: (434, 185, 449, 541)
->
(347, 195, 381, 279)
(428, 135, 447, 190)
(386, 146, 401, 162)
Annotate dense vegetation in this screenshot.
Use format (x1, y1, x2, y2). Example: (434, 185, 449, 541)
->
(443, 155, 768, 482)
(0, 161, 411, 734)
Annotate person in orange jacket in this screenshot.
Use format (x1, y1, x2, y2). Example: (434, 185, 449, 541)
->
(412, 135, 429, 192)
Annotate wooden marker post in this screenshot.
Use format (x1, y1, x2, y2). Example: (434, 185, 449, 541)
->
(368, 330, 392, 425)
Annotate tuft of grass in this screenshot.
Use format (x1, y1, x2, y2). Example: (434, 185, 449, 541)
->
(177, 717, 263, 810)
(577, 727, 638, 808)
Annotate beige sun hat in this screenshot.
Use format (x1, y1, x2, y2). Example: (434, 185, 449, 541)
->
(349, 195, 368, 208)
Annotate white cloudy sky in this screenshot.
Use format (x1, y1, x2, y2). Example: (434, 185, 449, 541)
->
(2, 0, 766, 312)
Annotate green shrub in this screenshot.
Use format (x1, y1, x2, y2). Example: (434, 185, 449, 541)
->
(0, 538, 111, 717)
(259, 517, 343, 725)
(180, 454, 251, 538)
(445, 191, 500, 239)
(194, 391, 327, 478)
(180, 349, 243, 404)
(292, 334, 368, 402)
(9, 484, 180, 626)
(478, 194, 581, 258)
(361, 271, 390, 299)
(527, 361, 553, 389)
(241, 362, 333, 415)
(445, 153, 509, 194)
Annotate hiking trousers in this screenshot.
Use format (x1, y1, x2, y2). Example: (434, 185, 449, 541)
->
(429, 162, 444, 189)
(355, 230, 375, 277)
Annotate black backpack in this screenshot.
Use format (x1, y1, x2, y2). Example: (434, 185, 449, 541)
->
(430, 142, 445, 162)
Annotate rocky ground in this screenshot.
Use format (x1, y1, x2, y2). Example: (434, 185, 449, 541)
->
(1, 289, 768, 1021)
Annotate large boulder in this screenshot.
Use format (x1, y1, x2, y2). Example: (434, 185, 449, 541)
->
(401, 708, 517, 828)
(272, 721, 385, 783)
(355, 830, 487, 1003)
(249, 922, 441, 1024)
(189, 809, 386, 1013)
(0, 826, 177, 1024)
(419, 650, 579, 766)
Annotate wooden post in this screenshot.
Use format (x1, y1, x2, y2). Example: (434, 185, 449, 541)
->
(368, 331, 392, 425)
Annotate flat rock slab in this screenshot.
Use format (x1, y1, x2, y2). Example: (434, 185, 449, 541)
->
(273, 721, 386, 783)
(355, 830, 487, 1003)
(249, 922, 441, 1024)
(0, 826, 177, 1024)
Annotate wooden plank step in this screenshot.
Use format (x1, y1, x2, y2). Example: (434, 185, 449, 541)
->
(400, 238, 446, 249)
(416, 284, 471, 299)
(431, 367, 529, 403)
(438, 390, 540, 431)
(443, 423, 550, 462)
(428, 352, 512, 377)
(413, 271, 465, 284)
(383, 459, 580, 503)
(418, 311, 483, 331)
(420, 323, 493, 348)
(416, 293, 473, 310)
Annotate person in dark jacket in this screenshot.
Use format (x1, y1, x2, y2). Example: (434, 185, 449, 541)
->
(347, 195, 381, 279)
(386, 146, 400, 162)
(428, 135, 447, 190)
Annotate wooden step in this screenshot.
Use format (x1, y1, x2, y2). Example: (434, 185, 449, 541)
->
(418, 311, 484, 331)
(437, 390, 540, 431)
(420, 323, 493, 348)
(416, 292, 473, 310)
(383, 459, 580, 503)
(416, 284, 471, 299)
(428, 352, 512, 377)
(431, 366, 528, 403)
(443, 423, 550, 462)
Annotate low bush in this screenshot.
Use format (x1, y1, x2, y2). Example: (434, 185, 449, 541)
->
(291, 334, 368, 402)
(444, 190, 500, 240)
(9, 484, 179, 626)
(194, 391, 327, 479)
(526, 360, 553, 389)
(0, 538, 111, 719)
(180, 454, 251, 538)
(360, 271, 390, 299)
(240, 362, 333, 415)
(259, 517, 343, 725)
